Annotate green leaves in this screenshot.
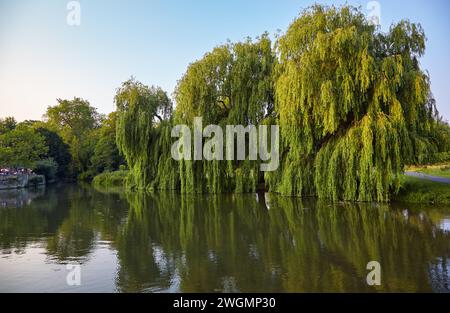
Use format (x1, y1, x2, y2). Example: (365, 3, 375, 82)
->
(115, 78, 175, 190)
(0, 125, 47, 168)
(45, 97, 102, 141)
(174, 35, 275, 194)
(111, 5, 446, 202)
(43, 97, 103, 177)
(270, 5, 435, 202)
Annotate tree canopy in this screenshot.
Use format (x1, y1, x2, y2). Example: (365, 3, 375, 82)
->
(35, 127, 71, 178)
(0, 124, 47, 168)
(44, 97, 102, 140)
(174, 33, 275, 194)
(115, 5, 446, 202)
(115, 78, 176, 190)
(91, 112, 125, 173)
(266, 5, 437, 201)
(44, 97, 103, 177)
(0, 117, 17, 135)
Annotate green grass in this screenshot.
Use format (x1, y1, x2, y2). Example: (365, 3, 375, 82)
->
(407, 163, 450, 179)
(92, 170, 128, 188)
(394, 176, 450, 204)
(417, 167, 450, 179)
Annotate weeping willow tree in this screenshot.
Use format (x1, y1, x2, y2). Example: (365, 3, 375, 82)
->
(116, 5, 442, 202)
(265, 5, 437, 202)
(115, 78, 178, 190)
(174, 33, 276, 194)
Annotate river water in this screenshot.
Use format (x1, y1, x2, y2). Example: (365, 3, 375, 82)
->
(0, 184, 449, 292)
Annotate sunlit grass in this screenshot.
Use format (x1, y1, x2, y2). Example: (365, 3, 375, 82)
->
(394, 175, 450, 204)
(406, 163, 450, 179)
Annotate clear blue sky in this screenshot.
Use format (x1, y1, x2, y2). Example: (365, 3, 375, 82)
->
(1, 0, 449, 121)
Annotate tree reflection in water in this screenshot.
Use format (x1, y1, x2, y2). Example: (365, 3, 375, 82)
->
(0, 184, 449, 292)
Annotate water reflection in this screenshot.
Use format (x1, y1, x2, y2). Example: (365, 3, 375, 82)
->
(0, 184, 449, 292)
(0, 187, 45, 209)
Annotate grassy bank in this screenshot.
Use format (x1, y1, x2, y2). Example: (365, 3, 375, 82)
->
(394, 175, 450, 204)
(92, 170, 128, 188)
(90, 168, 450, 205)
(407, 163, 450, 179)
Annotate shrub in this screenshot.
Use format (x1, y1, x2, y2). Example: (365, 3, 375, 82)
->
(92, 170, 128, 187)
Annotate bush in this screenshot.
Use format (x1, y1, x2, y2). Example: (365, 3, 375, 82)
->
(92, 170, 128, 187)
(78, 170, 97, 182)
(433, 152, 450, 163)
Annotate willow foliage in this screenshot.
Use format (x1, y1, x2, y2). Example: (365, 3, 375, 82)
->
(266, 5, 436, 202)
(174, 33, 276, 194)
(116, 5, 442, 202)
(115, 78, 177, 190)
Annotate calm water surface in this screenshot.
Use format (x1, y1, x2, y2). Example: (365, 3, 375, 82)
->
(0, 184, 449, 292)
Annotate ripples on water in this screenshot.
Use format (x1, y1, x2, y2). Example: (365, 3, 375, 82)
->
(0, 184, 449, 292)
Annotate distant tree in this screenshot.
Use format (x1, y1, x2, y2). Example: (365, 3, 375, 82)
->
(0, 117, 17, 135)
(90, 112, 124, 173)
(18, 120, 40, 128)
(422, 117, 450, 163)
(72, 128, 101, 180)
(433, 119, 450, 153)
(115, 78, 172, 122)
(0, 125, 47, 168)
(115, 78, 174, 189)
(44, 98, 103, 177)
(44, 97, 102, 141)
(35, 127, 72, 178)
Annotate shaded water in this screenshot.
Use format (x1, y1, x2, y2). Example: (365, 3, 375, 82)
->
(0, 184, 449, 292)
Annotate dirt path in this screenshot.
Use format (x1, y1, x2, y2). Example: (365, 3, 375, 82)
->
(405, 171, 450, 184)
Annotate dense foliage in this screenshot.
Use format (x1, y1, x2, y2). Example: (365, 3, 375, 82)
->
(173, 34, 275, 194)
(0, 122, 47, 168)
(91, 112, 125, 174)
(44, 97, 104, 178)
(115, 5, 448, 202)
(0, 99, 124, 182)
(1, 5, 449, 201)
(115, 78, 175, 190)
(35, 127, 71, 178)
(267, 6, 437, 201)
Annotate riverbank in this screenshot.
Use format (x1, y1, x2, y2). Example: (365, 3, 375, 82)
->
(91, 168, 450, 205)
(393, 176, 450, 205)
(392, 163, 450, 205)
(405, 171, 450, 184)
(407, 163, 450, 179)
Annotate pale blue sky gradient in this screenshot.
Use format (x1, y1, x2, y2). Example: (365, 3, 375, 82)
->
(0, 0, 449, 121)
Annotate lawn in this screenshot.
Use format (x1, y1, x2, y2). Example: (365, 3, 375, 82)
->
(406, 163, 450, 179)
(394, 175, 450, 205)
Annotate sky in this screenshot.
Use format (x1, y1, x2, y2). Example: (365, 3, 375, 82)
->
(0, 0, 449, 122)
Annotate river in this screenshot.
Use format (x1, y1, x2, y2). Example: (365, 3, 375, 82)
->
(0, 184, 449, 292)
